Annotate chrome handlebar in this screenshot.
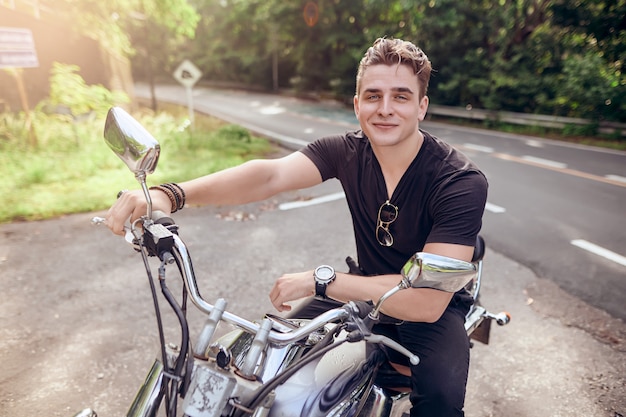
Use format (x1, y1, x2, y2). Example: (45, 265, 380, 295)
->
(170, 233, 351, 344)
(93, 214, 418, 363)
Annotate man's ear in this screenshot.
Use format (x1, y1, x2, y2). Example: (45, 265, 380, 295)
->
(418, 95, 429, 121)
(353, 94, 360, 117)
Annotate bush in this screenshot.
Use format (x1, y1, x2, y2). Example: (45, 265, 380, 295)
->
(40, 62, 130, 120)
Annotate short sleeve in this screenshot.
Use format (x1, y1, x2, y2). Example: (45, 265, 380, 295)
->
(426, 169, 488, 246)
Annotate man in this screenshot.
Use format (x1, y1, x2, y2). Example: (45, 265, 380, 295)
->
(106, 37, 487, 416)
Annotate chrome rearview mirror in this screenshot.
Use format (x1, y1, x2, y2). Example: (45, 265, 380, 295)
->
(369, 252, 477, 321)
(400, 252, 477, 293)
(103, 107, 160, 180)
(103, 106, 161, 220)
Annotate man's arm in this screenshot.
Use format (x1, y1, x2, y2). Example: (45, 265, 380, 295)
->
(107, 151, 322, 235)
(180, 151, 322, 206)
(330, 242, 472, 322)
(270, 242, 474, 323)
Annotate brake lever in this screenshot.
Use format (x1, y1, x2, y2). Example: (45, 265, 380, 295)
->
(91, 216, 139, 249)
(364, 334, 420, 365)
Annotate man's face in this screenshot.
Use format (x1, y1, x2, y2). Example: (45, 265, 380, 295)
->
(354, 64, 429, 148)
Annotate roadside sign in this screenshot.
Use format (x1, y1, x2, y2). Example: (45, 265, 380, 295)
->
(173, 59, 202, 88)
(0, 27, 39, 68)
(173, 60, 202, 125)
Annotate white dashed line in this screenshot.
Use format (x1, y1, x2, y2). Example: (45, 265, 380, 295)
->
(571, 239, 626, 267)
(463, 143, 494, 153)
(279, 192, 346, 210)
(521, 156, 567, 169)
(280, 192, 508, 217)
(605, 175, 626, 184)
(525, 139, 544, 148)
(485, 202, 506, 213)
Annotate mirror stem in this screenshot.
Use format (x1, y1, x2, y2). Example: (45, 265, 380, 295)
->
(137, 174, 153, 220)
(370, 283, 407, 320)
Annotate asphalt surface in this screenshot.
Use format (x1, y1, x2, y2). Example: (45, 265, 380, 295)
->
(0, 89, 625, 417)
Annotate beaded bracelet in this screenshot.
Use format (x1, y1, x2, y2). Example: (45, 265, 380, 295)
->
(149, 183, 186, 213)
(160, 183, 182, 211)
(169, 183, 186, 208)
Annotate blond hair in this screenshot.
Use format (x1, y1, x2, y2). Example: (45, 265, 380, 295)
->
(356, 38, 432, 99)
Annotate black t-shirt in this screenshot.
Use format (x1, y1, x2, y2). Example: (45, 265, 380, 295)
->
(300, 129, 488, 276)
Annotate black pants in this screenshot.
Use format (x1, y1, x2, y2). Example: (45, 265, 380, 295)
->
(287, 296, 470, 417)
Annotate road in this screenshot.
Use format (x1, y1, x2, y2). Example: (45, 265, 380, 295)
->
(135, 83, 626, 321)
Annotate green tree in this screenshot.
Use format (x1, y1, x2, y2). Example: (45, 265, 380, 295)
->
(124, 0, 625, 123)
(549, 0, 626, 121)
(44, 0, 200, 111)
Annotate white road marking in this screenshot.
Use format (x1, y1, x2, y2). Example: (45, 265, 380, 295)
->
(571, 239, 626, 267)
(521, 156, 567, 169)
(259, 105, 285, 115)
(525, 139, 544, 148)
(485, 202, 506, 213)
(279, 192, 346, 210)
(280, 191, 506, 219)
(493, 153, 626, 188)
(605, 174, 626, 184)
(463, 143, 494, 153)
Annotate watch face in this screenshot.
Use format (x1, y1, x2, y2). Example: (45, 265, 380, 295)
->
(316, 265, 334, 281)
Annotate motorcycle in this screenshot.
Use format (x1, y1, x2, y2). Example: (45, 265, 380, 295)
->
(83, 106, 510, 417)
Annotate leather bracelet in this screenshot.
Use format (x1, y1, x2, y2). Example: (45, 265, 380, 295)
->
(149, 183, 186, 213)
(149, 185, 178, 213)
(169, 183, 186, 209)
(160, 183, 182, 212)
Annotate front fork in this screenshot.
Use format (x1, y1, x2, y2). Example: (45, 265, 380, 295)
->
(70, 360, 165, 417)
(126, 360, 166, 417)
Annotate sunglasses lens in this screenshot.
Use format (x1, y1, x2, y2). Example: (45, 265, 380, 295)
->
(379, 203, 398, 223)
(376, 225, 393, 246)
(376, 201, 398, 246)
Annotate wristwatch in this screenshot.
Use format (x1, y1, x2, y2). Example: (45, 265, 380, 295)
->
(314, 265, 336, 299)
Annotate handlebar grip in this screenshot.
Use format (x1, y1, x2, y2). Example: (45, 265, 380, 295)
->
(351, 300, 374, 319)
(152, 210, 175, 227)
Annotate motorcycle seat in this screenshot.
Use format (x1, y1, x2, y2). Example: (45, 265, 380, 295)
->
(471, 235, 485, 262)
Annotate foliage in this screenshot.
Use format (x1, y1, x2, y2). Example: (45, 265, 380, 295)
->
(43, 62, 130, 119)
(0, 106, 272, 224)
(553, 53, 623, 122)
(156, 0, 623, 124)
(39, 0, 200, 78)
(124, 0, 201, 84)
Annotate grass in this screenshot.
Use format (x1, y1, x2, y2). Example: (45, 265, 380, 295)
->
(0, 104, 274, 224)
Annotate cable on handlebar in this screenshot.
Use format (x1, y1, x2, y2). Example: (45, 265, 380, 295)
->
(137, 238, 171, 413)
(158, 260, 191, 416)
(303, 322, 345, 358)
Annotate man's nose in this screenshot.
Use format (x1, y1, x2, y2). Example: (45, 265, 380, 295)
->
(377, 97, 393, 116)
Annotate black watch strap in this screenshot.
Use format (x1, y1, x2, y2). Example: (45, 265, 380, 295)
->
(315, 280, 328, 298)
